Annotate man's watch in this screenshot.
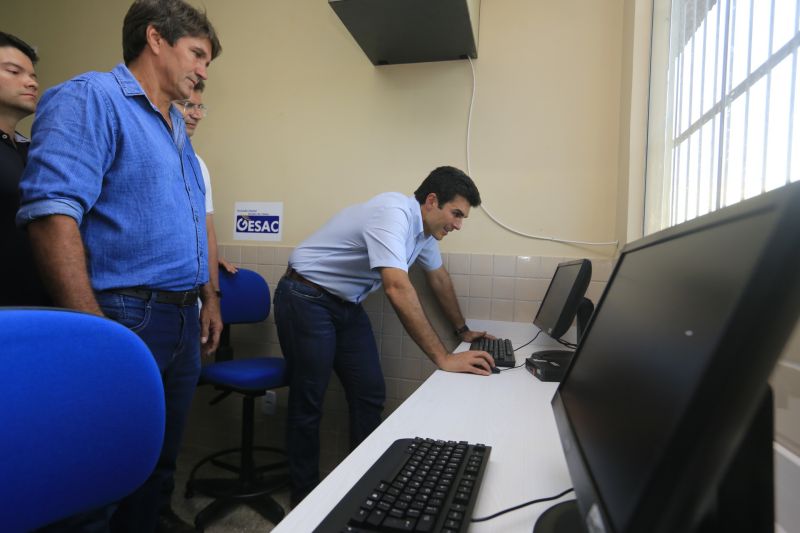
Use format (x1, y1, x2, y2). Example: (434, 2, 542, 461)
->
(215, 290, 222, 298)
(455, 324, 470, 336)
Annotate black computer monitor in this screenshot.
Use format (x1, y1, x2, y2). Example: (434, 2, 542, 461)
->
(533, 259, 594, 343)
(541, 181, 800, 533)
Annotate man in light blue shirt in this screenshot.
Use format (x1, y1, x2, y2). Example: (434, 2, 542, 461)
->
(16, 1, 222, 530)
(275, 166, 496, 505)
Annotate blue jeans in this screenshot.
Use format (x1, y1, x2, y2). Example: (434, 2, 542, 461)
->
(274, 276, 385, 497)
(97, 292, 201, 532)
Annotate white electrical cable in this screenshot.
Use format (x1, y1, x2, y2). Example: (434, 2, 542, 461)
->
(466, 56, 619, 248)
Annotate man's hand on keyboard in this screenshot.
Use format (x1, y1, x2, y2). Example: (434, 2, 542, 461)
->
(440, 350, 496, 375)
(459, 329, 497, 343)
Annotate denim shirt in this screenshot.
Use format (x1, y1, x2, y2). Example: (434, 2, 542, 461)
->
(289, 193, 442, 303)
(17, 64, 208, 291)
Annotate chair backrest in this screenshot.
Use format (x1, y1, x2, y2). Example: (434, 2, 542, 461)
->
(0, 308, 165, 531)
(219, 269, 271, 324)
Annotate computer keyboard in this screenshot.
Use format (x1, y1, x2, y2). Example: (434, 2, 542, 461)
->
(313, 437, 491, 533)
(470, 337, 515, 367)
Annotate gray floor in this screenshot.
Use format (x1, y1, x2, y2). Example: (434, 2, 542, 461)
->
(170, 387, 293, 532)
(170, 444, 292, 532)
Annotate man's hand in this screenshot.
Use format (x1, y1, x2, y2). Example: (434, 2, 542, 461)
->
(459, 329, 497, 343)
(199, 289, 222, 358)
(219, 257, 238, 274)
(439, 350, 496, 376)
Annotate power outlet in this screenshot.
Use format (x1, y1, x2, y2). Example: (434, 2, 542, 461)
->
(261, 390, 277, 416)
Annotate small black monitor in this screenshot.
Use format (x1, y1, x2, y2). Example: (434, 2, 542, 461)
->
(533, 259, 593, 342)
(543, 181, 800, 533)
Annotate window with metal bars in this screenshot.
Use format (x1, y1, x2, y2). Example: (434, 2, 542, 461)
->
(645, 0, 800, 234)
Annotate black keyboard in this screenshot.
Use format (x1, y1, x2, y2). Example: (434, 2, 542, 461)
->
(313, 437, 491, 533)
(470, 337, 515, 367)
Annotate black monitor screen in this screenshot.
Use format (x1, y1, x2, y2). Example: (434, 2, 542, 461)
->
(550, 182, 800, 533)
(533, 259, 592, 340)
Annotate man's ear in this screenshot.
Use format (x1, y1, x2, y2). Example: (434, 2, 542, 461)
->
(145, 25, 164, 55)
(425, 192, 439, 209)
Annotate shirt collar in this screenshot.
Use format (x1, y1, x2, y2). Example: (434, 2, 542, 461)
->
(408, 195, 426, 239)
(111, 63, 187, 145)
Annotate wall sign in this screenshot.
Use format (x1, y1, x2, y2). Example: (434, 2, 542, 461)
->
(233, 202, 283, 242)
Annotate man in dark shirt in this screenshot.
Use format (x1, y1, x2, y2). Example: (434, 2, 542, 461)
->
(0, 31, 47, 306)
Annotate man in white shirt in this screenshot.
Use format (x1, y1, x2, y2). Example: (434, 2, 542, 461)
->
(178, 79, 238, 293)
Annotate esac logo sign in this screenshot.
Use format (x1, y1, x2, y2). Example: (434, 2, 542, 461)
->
(233, 202, 283, 242)
(236, 215, 280, 234)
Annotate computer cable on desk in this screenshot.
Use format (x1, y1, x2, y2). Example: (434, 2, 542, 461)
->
(513, 330, 542, 352)
(498, 362, 527, 373)
(470, 487, 575, 522)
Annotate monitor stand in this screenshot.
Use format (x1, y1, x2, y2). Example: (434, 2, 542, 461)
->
(533, 500, 585, 533)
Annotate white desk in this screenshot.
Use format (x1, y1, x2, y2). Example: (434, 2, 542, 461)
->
(273, 320, 576, 532)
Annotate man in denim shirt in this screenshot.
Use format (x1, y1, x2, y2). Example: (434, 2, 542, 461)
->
(17, 1, 222, 530)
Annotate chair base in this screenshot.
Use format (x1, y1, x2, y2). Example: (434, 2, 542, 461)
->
(185, 446, 289, 531)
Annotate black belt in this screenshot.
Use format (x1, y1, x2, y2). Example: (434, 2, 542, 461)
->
(109, 287, 199, 306)
(284, 267, 350, 304)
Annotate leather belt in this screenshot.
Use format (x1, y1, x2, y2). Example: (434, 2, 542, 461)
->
(110, 287, 200, 306)
(285, 267, 348, 304)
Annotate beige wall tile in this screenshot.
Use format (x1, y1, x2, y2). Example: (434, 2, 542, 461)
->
(223, 245, 242, 264)
(515, 278, 549, 301)
(450, 274, 470, 297)
(382, 357, 422, 380)
(491, 299, 514, 321)
(469, 297, 491, 319)
(516, 255, 541, 278)
(382, 312, 404, 336)
(493, 255, 517, 276)
(470, 254, 493, 275)
(514, 300, 540, 322)
(401, 337, 426, 359)
(469, 275, 492, 298)
(275, 247, 293, 266)
(380, 335, 403, 357)
(242, 245, 260, 264)
(448, 253, 470, 274)
(492, 277, 515, 299)
(257, 246, 276, 265)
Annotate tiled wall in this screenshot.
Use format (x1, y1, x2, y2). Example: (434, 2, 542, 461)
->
(184, 244, 613, 474)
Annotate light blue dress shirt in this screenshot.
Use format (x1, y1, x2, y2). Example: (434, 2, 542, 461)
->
(290, 193, 443, 303)
(17, 64, 208, 291)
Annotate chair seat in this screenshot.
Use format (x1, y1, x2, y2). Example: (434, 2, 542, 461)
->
(200, 357, 286, 392)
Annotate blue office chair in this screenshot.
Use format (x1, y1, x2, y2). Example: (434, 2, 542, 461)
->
(185, 268, 288, 530)
(0, 308, 165, 532)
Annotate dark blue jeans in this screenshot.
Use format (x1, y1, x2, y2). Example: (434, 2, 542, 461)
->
(274, 276, 385, 497)
(97, 291, 201, 532)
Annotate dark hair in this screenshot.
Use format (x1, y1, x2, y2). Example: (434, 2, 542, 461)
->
(0, 31, 39, 64)
(414, 166, 481, 207)
(194, 79, 205, 92)
(122, 0, 222, 65)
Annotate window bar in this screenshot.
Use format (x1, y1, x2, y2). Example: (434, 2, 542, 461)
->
(710, 0, 723, 211)
(685, 5, 698, 221)
(717, 0, 734, 208)
(760, 0, 777, 193)
(673, 5, 689, 224)
(786, 1, 800, 184)
(697, 0, 710, 217)
(739, 0, 755, 201)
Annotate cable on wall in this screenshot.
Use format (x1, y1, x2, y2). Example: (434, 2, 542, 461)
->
(465, 56, 619, 248)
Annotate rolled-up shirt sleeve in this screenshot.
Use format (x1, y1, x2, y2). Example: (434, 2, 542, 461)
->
(364, 204, 414, 272)
(16, 78, 115, 227)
